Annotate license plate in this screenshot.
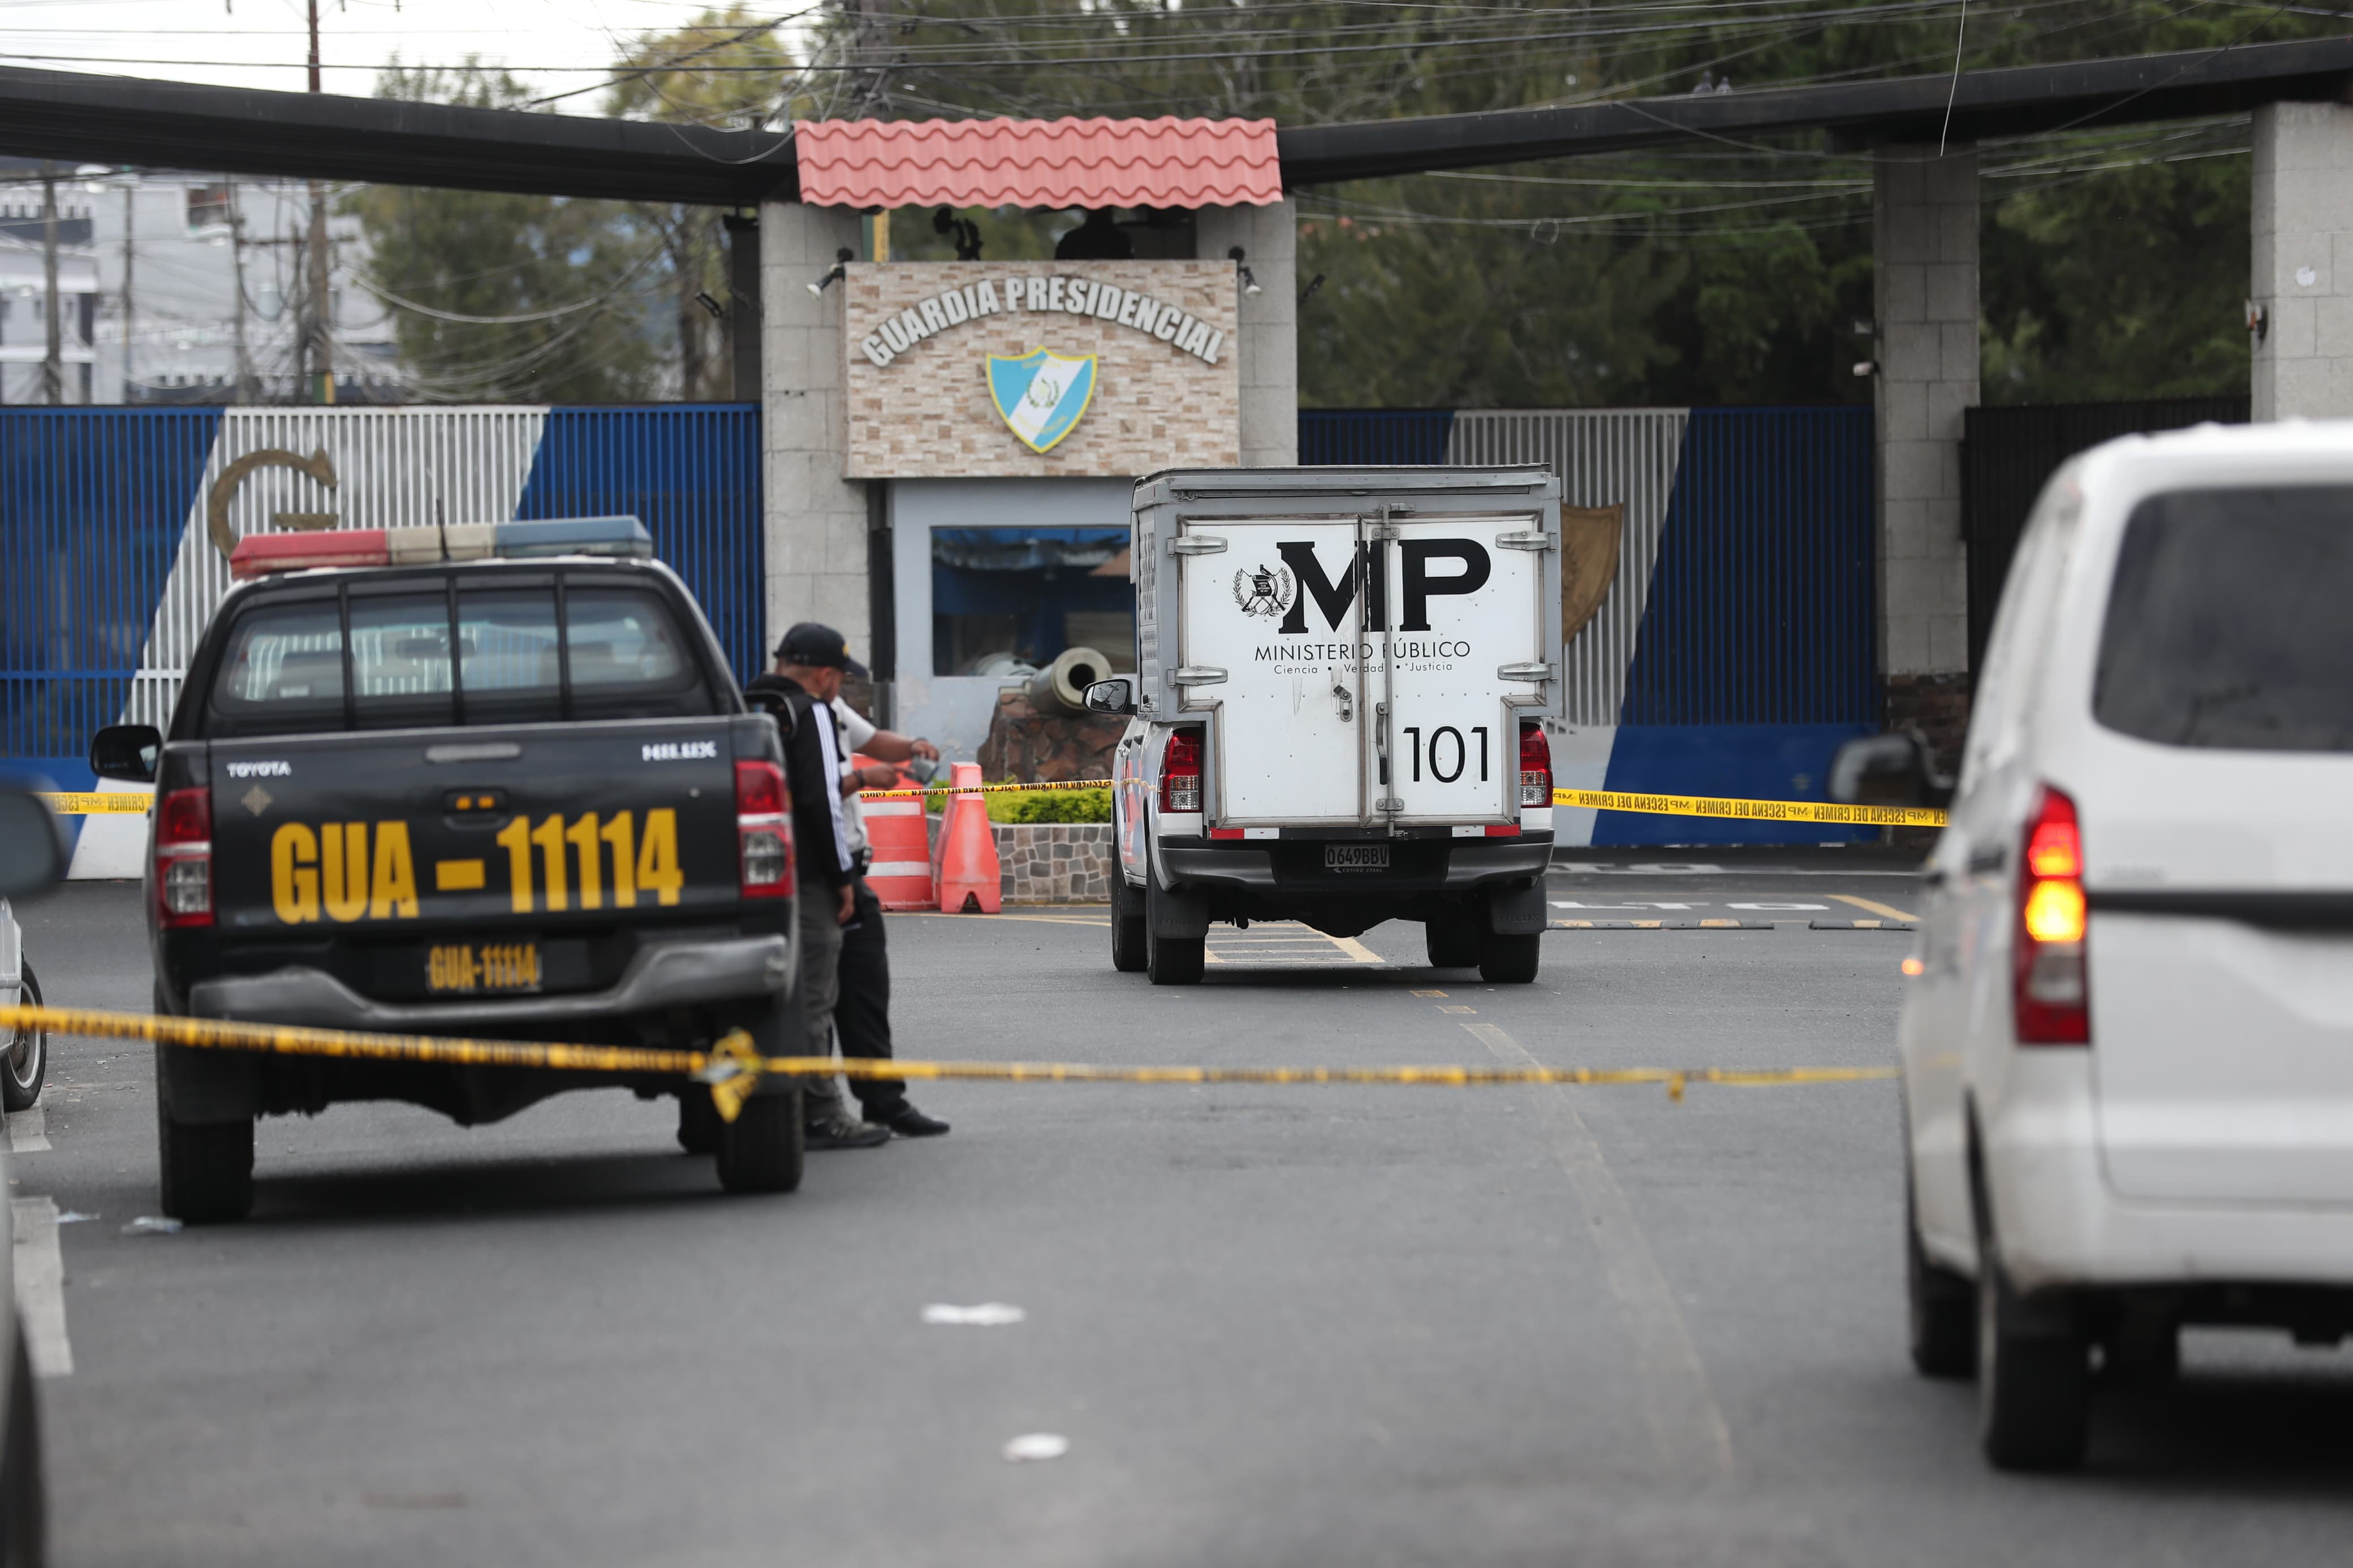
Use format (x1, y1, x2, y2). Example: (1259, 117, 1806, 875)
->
(426, 941, 541, 994)
(1325, 844, 1389, 871)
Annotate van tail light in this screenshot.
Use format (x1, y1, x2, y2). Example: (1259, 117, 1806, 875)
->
(734, 760, 794, 898)
(155, 786, 213, 928)
(2014, 784, 2089, 1045)
(1518, 722, 1553, 809)
(1160, 728, 1204, 814)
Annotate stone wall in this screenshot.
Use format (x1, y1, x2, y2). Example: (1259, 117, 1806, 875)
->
(978, 689, 1125, 782)
(994, 823, 1114, 904)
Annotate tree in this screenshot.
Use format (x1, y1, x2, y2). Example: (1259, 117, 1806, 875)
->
(344, 62, 665, 403)
(604, 8, 804, 400)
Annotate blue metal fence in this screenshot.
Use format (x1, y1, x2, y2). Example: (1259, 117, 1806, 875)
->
(1298, 409, 1455, 466)
(515, 405, 767, 685)
(1618, 407, 1877, 725)
(1, 408, 221, 785)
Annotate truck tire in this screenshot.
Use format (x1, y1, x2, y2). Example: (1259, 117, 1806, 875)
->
(1907, 1181, 1975, 1378)
(1145, 891, 1205, 986)
(1977, 1235, 2089, 1470)
(1111, 878, 1147, 973)
(677, 1090, 722, 1155)
(1424, 911, 1480, 969)
(3, 1322, 42, 1568)
(716, 1087, 805, 1194)
(1477, 927, 1540, 984)
(157, 1105, 255, 1225)
(2, 960, 45, 1112)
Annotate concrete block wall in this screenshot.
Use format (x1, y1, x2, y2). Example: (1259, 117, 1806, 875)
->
(1872, 145, 1976, 689)
(759, 199, 872, 653)
(2253, 100, 2353, 421)
(1196, 198, 1299, 466)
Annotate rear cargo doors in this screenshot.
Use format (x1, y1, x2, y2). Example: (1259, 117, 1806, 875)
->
(1180, 508, 1547, 827)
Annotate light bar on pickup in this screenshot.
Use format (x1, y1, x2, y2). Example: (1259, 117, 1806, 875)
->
(229, 516, 654, 579)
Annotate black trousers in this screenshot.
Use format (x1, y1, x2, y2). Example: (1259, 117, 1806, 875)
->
(836, 874, 905, 1115)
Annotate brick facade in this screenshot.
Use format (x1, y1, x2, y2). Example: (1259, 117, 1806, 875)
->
(843, 260, 1239, 478)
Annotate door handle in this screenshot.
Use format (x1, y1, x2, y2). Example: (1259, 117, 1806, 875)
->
(1331, 681, 1354, 723)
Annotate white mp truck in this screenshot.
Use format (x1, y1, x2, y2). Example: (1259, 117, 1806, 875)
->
(1089, 466, 1564, 984)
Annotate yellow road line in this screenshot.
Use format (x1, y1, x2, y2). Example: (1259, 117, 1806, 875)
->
(1829, 893, 1921, 924)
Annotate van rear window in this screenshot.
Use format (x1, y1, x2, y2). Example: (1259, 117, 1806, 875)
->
(2095, 486, 2353, 751)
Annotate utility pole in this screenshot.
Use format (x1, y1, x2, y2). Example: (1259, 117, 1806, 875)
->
(305, 0, 335, 405)
(40, 162, 62, 406)
(120, 175, 135, 401)
(228, 180, 257, 403)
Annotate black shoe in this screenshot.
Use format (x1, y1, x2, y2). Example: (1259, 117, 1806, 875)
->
(805, 1112, 891, 1150)
(880, 1104, 951, 1138)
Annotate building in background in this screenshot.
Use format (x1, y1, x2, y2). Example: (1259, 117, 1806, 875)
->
(0, 158, 399, 405)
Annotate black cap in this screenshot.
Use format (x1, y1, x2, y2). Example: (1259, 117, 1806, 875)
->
(773, 621, 869, 678)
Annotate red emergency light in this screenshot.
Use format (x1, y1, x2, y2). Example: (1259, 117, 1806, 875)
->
(229, 530, 391, 579)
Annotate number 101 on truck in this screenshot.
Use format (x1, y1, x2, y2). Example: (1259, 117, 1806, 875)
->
(1089, 467, 1563, 985)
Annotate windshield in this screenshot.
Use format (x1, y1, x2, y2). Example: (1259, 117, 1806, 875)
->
(2094, 485, 2353, 752)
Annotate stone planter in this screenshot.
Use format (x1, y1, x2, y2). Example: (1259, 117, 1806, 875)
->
(993, 823, 1113, 904)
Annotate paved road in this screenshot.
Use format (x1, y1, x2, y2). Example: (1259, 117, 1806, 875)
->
(14, 861, 2353, 1566)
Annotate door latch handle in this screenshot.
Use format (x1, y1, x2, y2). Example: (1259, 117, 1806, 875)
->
(1332, 682, 1354, 722)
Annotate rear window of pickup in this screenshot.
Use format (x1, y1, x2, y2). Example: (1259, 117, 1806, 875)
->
(202, 574, 721, 738)
(2095, 485, 2353, 752)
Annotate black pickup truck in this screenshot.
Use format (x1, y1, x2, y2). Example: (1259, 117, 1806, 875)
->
(90, 519, 805, 1223)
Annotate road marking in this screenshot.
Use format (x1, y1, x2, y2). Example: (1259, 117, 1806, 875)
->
(1462, 1021, 1734, 1481)
(1829, 893, 1921, 923)
(11, 1196, 72, 1376)
(1203, 924, 1381, 967)
(896, 912, 1109, 927)
(3, 1107, 48, 1153)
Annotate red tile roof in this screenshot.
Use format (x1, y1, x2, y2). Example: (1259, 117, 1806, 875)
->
(792, 116, 1282, 210)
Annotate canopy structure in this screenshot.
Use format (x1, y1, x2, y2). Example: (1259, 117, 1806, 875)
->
(0, 37, 2347, 203)
(792, 116, 1282, 209)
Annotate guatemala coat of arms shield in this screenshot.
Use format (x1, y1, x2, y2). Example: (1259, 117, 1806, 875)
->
(986, 349, 1098, 454)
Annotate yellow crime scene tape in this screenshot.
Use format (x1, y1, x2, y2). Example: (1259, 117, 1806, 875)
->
(0, 1004, 1894, 1121)
(35, 792, 152, 815)
(40, 780, 1946, 828)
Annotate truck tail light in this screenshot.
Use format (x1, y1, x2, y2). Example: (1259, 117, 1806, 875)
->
(734, 760, 793, 897)
(2014, 784, 2089, 1045)
(1518, 721, 1552, 808)
(1160, 728, 1203, 814)
(155, 786, 213, 928)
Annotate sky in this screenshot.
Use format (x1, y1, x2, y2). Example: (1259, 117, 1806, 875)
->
(0, 0, 762, 107)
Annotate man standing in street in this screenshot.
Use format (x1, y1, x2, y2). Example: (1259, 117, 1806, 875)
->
(831, 692, 952, 1139)
(743, 625, 891, 1151)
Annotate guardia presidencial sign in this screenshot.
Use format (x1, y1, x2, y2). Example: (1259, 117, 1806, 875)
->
(842, 260, 1240, 480)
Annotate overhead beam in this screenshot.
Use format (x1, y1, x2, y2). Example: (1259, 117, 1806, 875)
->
(0, 65, 800, 205)
(1277, 35, 2353, 186)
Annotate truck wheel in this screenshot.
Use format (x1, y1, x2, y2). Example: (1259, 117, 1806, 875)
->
(1111, 878, 1147, 973)
(1477, 928, 1540, 984)
(1907, 1180, 1975, 1378)
(1424, 912, 1480, 969)
(1977, 1235, 2089, 1470)
(3, 1322, 42, 1568)
(716, 1087, 805, 1194)
(2, 960, 45, 1112)
(1145, 892, 1204, 986)
(157, 1105, 255, 1225)
(677, 1090, 722, 1155)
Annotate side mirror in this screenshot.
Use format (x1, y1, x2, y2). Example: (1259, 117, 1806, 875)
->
(0, 791, 65, 898)
(1829, 730, 1955, 810)
(1083, 677, 1136, 717)
(90, 723, 163, 784)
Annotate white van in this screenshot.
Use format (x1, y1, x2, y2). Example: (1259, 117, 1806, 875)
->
(1088, 468, 1564, 984)
(1838, 421, 2353, 1471)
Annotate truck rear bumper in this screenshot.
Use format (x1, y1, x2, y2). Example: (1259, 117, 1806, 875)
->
(1158, 835, 1553, 892)
(187, 935, 791, 1033)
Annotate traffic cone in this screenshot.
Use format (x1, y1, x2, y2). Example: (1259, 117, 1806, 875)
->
(936, 762, 1001, 914)
(855, 753, 936, 912)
